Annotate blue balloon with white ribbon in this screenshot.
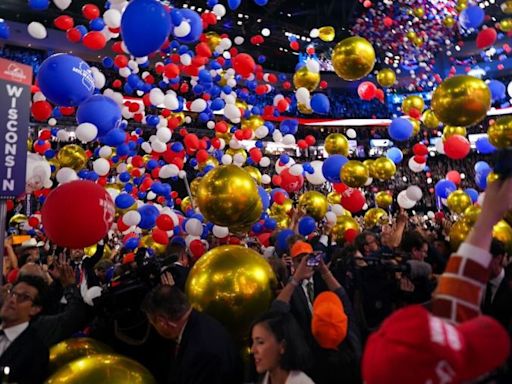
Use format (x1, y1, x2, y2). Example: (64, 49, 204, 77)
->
(76, 95, 122, 136)
(173, 9, 203, 44)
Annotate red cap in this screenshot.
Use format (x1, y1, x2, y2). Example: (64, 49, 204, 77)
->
(362, 305, 510, 384)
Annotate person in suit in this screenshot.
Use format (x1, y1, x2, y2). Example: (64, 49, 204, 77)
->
(0, 275, 49, 383)
(141, 285, 242, 384)
(163, 243, 191, 292)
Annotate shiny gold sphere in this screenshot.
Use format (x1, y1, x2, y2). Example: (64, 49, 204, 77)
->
(413, 7, 425, 17)
(364, 208, 388, 228)
(332, 216, 360, 242)
(45, 354, 156, 384)
(324, 133, 349, 156)
(411, 118, 421, 136)
(8, 214, 27, 227)
(244, 166, 262, 185)
(363, 159, 376, 178)
(446, 190, 472, 214)
(270, 214, 291, 230)
(449, 220, 472, 250)
(413, 36, 424, 48)
(487, 171, 500, 185)
(84, 244, 112, 259)
(376, 68, 396, 87)
(49, 338, 112, 373)
(493, 220, 512, 253)
(190, 177, 202, 197)
(327, 191, 342, 205)
(49, 157, 61, 177)
(431, 75, 491, 127)
(443, 126, 467, 141)
(270, 198, 293, 216)
(57, 144, 87, 171)
(198, 156, 219, 171)
(216, 130, 232, 143)
(186, 245, 277, 340)
(499, 18, 512, 32)
(502, 0, 512, 14)
(406, 30, 417, 40)
(372, 157, 396, 180)
(241, 115, 265, 131)
(375, 191, 393, 209)
(488, 116, 512, 148)
(141, 235, 166, 256)
(196, 165, 262, 228)
(225, 147, 247, 161)
(297, 102, 313, 114)
(293, 66, 320, 92)
(444, 16, 456, 28)
(422, 109, 441, 129)
(205, 31, 222, 51)
(463, 205, 481, 226)
(340, 160, 369, 188)
(180, 196, 194, 213)
(332, 36, 376, 81)
(298, 191, 328, 220)
(456, 0, 468, 12)
(402, 95, 425, 115)
(318, 26, 335, 42)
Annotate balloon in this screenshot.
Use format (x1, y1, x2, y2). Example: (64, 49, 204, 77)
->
(442, 126, 466, 141)
(322, 155, 348, 183)
(444, 135, 470, 160)
(327, 191, 342, 205)
(487, 80, 506, 102)
(186, 245, 276, 340)
(174, 9, 203, 43)
(435, 179, 457, 199)
(388, 118, 413, 141)
(41, 180, 115, 248)
(49, 338, 112, 373)
(298, 191, 328, 220)
(120, 0, 172, 57)
(488, 116, 512, 148)
(57, 144, 87, 171)
(459, 5, 485, 29)
(26, 153, 52, 193)
(244, 166, 262, 185)
(310, 93, 330, 114)
(76, 95, 122, 136)
(340, 161, 369, 188)
(372, 157, 396, 180)
(318, 26, 335, 42)
(305, 160, 326, 185)
(364, 208, 388, 227)
(406, 185, 423, 201)
(0, 20, 10, 39)
(332, 216, 360, 242)
(375, 191, 393, 209)
(422, 109, 440, 130)
(331, 36, 375, 81)
(358, 81, 377, 100)
(446, 170, 461, 185)
(232, 53, 256, 78)
(465, 188, 479, 204)
(45, 354, 156, 383)
(376, 68, 396, 87)
(401, 95, 425, 115)
(298, 216, 316, 236)
(293, 66, 320, 92)
(408, 157, 426, 173)
(27, 21, 47, 39)
(75, 123, 98, 142)
(83, 31, 106, 50)
(431, 75, 491, 127)
(324, 133, 349, 156)
(196, 165, 262, 229)
(397, 190, 416, 209)
(37, 54, 94, 106)
(447, 190, 472, 214)
(280, 168, 304, 193)
(449, 220, 472, 250)
(340, 188, 365, 213)
(474, 161, 491, 174)
(386, 147, 403, 164)
(493, 220, 512, 253)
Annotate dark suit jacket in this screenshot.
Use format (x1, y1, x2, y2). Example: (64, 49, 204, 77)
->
(0, 325, 49, 384)
(482, 271, 512, 329)
(169, 264, 190, 292)
(168, 310, 242, 384)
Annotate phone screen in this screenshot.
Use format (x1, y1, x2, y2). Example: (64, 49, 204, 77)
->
(307, 252, 323, 267)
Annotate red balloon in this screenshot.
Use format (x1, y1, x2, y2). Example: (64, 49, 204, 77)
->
(412, 143, 428, 156)
(196, 149, 209, 163)
(152, 229, 169, 245)
(39, 129, 52, 140)
(31, 101, 52, 121)
(273, 191, 286, 205)
(82, 3, 100, 20)
(249, 148, 262, 163)
(340, 188, 365, 213)
(66, 27, 82, 43)
(33, 140, 51, 155)
(358, 82, 377, 101)
(232, 53, 256, 78)
(476, 28, 497, 50)
(83, 31, 106, 50)
(446, 170, 461, 185)
(383, 17, 393, 27)
(444, 135, 470, 160)
(413, 155, 427, 164)
(333, 182, 349, 194)
(190, 239, 206, 259)
(41, 181, 115, 249)
(164, 63, 180, 78)
(344, 228, 359, 244)
(28, 216, 40, 228)
(277, 99, 289, 112)
(114, 54, 128, 68)
(280, 168, 304, 193)
(272, 175, 282, 186)
(54, 15, 74, 31)
(290, 41, 300, 51)
(156, 214, 174, 231)
(375, 89, 385, 103)
(305, 135, 316, 146)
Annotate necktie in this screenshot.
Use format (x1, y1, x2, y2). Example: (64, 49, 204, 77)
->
(306, 281, 314, 305)
(484, 281, 494, 311)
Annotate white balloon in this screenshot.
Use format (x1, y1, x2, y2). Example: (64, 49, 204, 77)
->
(306, 59, 320, 74)
(119, 67, 131, 78)
(92, 69, 106, 89)
(174, 21, 191, 38)
(163, 94, 179, 110)
(57, 130, 70, 141)
(33, 92, 46, 102)
(234, 36, 244, 45)
(224, 104, 241, 123)
(289, 164, 304, 176)
(103, 9, 121, 28)
(346, 128, 357, 139)
(151, 139, 166, 153)
(28, 22, 47, 39)
(190, 99, 207, 112)
(93, 158, 110, 176)
(259, 157, 271, 167)
(156, 127, 172, 143)
(53, 0, 72, 10)
(364, 177, 373, 186)
(233, 153, 246, 165)
(272, 130, 283, 143)
(159, 164, 179, 179)
(295, 87, 310, 104)
(149, 88, 164, 106)
(123, 210, 141, 226)
(56, 167, 78, 184)
(261, 174, 271, 184)
(427, 211, 435, 219)
(331, 204, 344, 216)
(275, 158, 295, 174)
(185, 218, 203, 237)
(408, 157, 426, 173)
(325, 211, 337, 224)
(305, 160, 326, 185)
(310, 28, 320, 38)
(48, 118, 57, 127)
(213, 4, 226, 17)
(141, 142, 152, 154)
(75, 123, 98, 143)
(255, 126, 269, 139)
(282, 134, 296, 145)
(99, 146, 112, 158)
(212, 225, 229, 238)
(435, 139, 445, 154)
(397, 190, 416, 209)
(221, 154, 233, 165)
(477, 192, 485, 206)
(406, 185, 423, 201)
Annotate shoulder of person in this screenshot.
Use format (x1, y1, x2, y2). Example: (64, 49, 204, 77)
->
(287, 370, 315, 384)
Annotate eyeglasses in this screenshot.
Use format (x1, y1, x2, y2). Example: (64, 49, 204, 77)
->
(7, 290, 35, 304)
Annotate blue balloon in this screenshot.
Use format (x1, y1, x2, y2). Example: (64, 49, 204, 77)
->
(100, 128, 126, 146)
(388, 118, 413, 141)
(174, 9, 203, 44)
(138, 204, 160, 229)
(0, 21, 10, 39)
(298, 216, 316, 236)
(310, 94, 330, 114)
(258, 186, 270, 211)
(228, 0, 242, 9)
(474, 161, 491, 174)
(276, 229, 295, 253)
(254, 0, 269, 5)
(115, 193, 135, 209)
(322, 155, 348, 183)
(89, 17, 106, 31)
(464, 188, 479, 203)
(76, 95, 122, 136)
(386, 147, 403, 164)
(487, 80, 506, 102)
(28, 0, 49, 10)
(124, 237, 140, 250)
(475, 137, 496, 154)
(37, 54, 94, 106)
(435, 179, 457, 199)
(121, 0, 172, 57)
(264, 218, 277, 230)
(459, 5, 485, 29)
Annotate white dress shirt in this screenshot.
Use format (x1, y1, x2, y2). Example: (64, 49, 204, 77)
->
(301, 278, 314, 312)
(0, 322, 29, 356)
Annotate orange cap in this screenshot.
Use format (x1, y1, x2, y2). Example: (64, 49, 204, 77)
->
(290, 241, 313, 258)
(312, 291, 348, 349)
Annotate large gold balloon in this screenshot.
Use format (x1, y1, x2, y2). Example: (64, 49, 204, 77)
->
(190, 177, 202, 197)
(45, 354, 156, 384)
(324, 133, 349, 156)
(502, 0, 512, 14)
(444, 16, 456, 28)
(446, 190, 472, 214)
(375, 191, 393, 209)
(363, 159, 376, 178)
(340, 160, 369, 188)
(488, 116, 512, 148)
(431, 75, 491, 127)
(293, 66, 320, 92)
(141, 235, 166, 256)
(298, 191, 328, 220)
(376, 68, 396, 87)
(422, 109, 441, 129)
(318, 26, 335, 42)
(499, 18, 512, 32)
(494, 220, 512, 253)
(8, 214, 27, 227)
(364, 208, 388, 228)
(372, 157, 396, 180)
(196, 165, 262, 228)
(332, 216, 360, 243)
(49, 338, 112, 373)
(402, 95, 425, 115)
(186, 245, 277, 340)
(57, 144, 87, 171)
(198, 156, 219, 171)
(244, 166, 262, 185)
(463, 205, 481, 226)
(449, 220, 472, 250)
(241, 115, 265, 131)
(205, 31, 221, 51)
(327, 191, 342, 205)
(442, 126, 467, 141)
(332, 36, 376, 81)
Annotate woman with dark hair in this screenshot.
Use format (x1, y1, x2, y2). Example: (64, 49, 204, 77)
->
(250, 311, 314, 384)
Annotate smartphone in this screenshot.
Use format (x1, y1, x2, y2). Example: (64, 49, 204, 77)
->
(307, 251, 324, 267)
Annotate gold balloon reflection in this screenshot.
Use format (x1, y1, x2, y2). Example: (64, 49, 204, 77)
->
(298, 191, 328, 220)
(49, 338, 112, 373)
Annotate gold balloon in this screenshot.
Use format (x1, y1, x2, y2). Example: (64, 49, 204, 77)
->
(487, 171, 500, 185)
(503, 0, 512, 14)
(340, 161, 369, 188)
(57, 144, 87, 171)
(141, 235, 166, 255)
(402, 95, 425, 115)
(332, 36, 376, 81)
(372, 157, 396, 180)
(324, 133, 349, 156)
(190, 177, 202, 197)
(446, 190, 472, 214)
(235, 100, 249, 114)
(364, 208, 388, 228)
(431, 75, 491, 127)
(488, 116, 512, 148)
(198, 156, 219, 171)
(363, 159, 376, 178)
(456, 0, 468, 12)
(413, 36, 424, 48)
(196, 165, 262, 228)
(244, 166, 262, 185)
(225, 147, 247, 161)
(27, 138, 33, 151)
(444, 16, 456, 28)
(449, 220, 472, 250)
(270, 214, 291, 230)
(205, 31, 221, 51)
(241, 115, 265, 131)
(463, 205, 481, 226)
(8, 214, 27, 227)
(406, 30, 417, 40)
(297, 103, 313, 114)
(270, 198, 293, 216)
(216, 131, 232, 142)
(422, 109, 441, 129)
(45, 354, 156, 384)
(327, 191, 342, 205)
(376, 68, 396, 87)
(298, 191, 328, 220)
(442, 126, 467, 141)
(293, 66, 320, 92)
(375, 191, 393, 209)
(49, 338, 112, 373)
(84, 244, 112, 259)
(318, 26, 335, 42)
(413, 7, 425, 17)
(186, 245, 277, 340)
(411, 118, 421, 136)
(499, 18, 512, 32)
(49, 157, 61, 177)
(180, 196, 194, 213)
(494, 220, 512, 253)
(332, 216, 360, 242)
